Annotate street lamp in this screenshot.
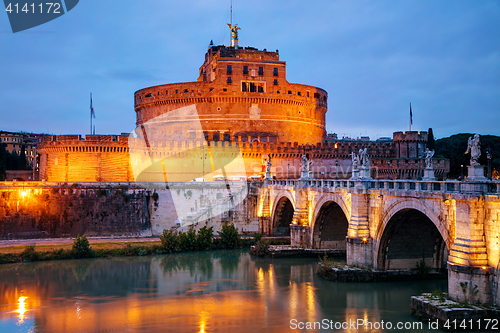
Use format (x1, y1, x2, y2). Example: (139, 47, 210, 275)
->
(387, 160, 391, 180)
(287, 163, 290, 180)
(335, 160, 339, 180)
(487, 150, 492, 180)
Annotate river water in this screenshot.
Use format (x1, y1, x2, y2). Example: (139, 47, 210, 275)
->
(0, 250, 447, 332)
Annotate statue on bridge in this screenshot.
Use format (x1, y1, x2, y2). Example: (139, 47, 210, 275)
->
(265, 156, 272, 173)
(359, 148, 369, 168)
(351, 151, 359, 170)
(465, 134, 481, 166)
(301, 154, 308, 173)
(424, 148, 435, 169)
(264, 156, 272, 180)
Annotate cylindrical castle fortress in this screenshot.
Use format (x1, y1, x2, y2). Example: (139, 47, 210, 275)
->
(134, 46, 327, 145)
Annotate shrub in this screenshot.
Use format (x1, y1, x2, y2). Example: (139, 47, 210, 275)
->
(197, 226, 214, 251)
(253, 232, 262, 243)
(178, 228, 197, 252)
(416, 259, 432, 277)
(72, 234, 95, 258)
(218, 223, 241, 249)
(21, 245, 40, 262)
(160, 229, 180, 253)
(254, 238, 271, 257)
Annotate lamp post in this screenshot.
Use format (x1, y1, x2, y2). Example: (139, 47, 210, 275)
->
(287, 163, 290, 180)
(417, 158, 422, 180)
(487, 150, 492, 180)
(335, 160, 339, 180)
(387, 160, 391, 180)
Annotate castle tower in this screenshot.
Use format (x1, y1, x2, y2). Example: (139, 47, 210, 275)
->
(134, 41, 328, 145)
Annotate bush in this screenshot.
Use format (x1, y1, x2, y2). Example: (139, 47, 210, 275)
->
(178, 228, 197, 252)
(72, 234, 95, 258)
(160, 229, 180, 253)
(416, 259, 432, 277)
(253, 232, 262, 243)
(197, 226, 214, 251)
(21, 245, 40, 262)
(218, 223, 241, 249)
(254, 238, 271, 257)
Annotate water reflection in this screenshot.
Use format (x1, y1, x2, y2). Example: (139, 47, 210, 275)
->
(0, 250, 446, 332)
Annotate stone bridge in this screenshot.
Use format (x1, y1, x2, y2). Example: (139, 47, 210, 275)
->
(257, 178, 500, 305)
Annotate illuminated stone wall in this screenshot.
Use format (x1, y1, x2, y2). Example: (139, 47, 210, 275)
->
(0, 183, 150, 238)
(0, 181, 263, 239)
(38, 135, 134, 182)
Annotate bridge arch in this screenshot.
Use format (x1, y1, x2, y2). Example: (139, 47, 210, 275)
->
(310, 194, 350, 249)
(374, 198, 450, 270)
(271, 191, 295, 236)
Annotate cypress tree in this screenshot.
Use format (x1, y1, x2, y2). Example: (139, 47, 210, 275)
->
(427, 128, 435, 150)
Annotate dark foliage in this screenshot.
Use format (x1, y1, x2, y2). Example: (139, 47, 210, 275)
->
(218, 223, 241, 249)
(435, 133, 500, 178)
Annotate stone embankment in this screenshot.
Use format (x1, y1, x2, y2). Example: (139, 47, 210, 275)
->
(411, 293, 500, 331)
(317, 262, 446, 282)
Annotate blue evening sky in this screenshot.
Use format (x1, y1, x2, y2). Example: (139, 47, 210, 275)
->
(0, 0, 499, 140)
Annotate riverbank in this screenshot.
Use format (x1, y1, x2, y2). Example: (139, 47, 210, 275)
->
(0, 233, 290, 264)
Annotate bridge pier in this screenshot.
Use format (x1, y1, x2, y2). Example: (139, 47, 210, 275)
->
(447, 198, 492, 303)
(346, 237, 374, 268)
(290, 224, 311, 248)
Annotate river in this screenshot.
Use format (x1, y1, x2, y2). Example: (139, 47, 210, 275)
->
(0, 250, 447, 332)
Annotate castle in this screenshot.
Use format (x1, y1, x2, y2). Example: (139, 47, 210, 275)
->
(38, 28, 449, 182)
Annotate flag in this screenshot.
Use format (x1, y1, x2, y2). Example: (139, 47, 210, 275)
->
(90, 94, 95, 118)
(410, 103, 413, 125)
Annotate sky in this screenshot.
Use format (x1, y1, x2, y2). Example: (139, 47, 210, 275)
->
(0, 0, 499, 140)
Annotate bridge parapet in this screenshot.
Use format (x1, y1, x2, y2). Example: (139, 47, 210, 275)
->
(266, 178, 500, 195)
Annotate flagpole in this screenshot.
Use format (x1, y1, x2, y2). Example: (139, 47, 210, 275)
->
(90, 93, 93, 135)
(409, 103, 412, 132)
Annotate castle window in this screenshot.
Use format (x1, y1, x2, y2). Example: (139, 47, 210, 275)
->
(165, 90, 168, 94)
(277, 90, 280, 94)
(242, 82, 247, 92)
(223, 88, 227, 92)
(258, 85, 264, 93)
(314, 92, 320, 99)
(297, 92, 301, 96)
(184, 89, 189, 93)
(307, 91, 310, 97)
(223, 133, 231, 141)
(213, 132, 220, 141)
(258, 67, 264, 75)
(243, 66, 248, 74)
(145, 93, 152, 98)
(209, 88, 214, 92)
(176, 90, 179, 93)
(227, 77, 232, 84)
(273, 79, 278, 85)
(227, 65, 232, 75)
(273, 68, 278, 76)
(288, 90, 292, 94)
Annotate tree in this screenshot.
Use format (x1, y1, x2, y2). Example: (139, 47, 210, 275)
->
(427, 128, 435, 150)
(0, 143, 7, 180)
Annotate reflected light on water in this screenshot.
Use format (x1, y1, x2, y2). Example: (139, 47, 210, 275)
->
(17, 296, 28, 323)
(199, 310, 208, 333)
